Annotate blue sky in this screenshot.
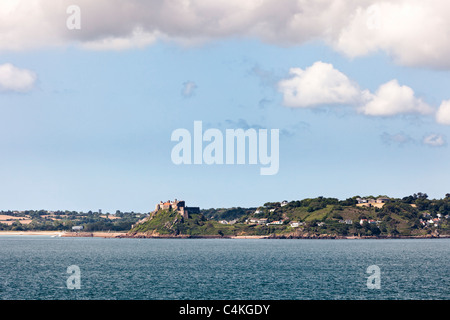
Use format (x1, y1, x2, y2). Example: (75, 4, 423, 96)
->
(1, 1, 450, 212)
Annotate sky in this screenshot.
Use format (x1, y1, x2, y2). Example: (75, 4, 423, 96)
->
(1, 0, 450, 213)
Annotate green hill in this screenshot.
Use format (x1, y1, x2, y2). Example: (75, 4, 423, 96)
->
(129, 210, 236, 237)
(128, 194, 450, 238)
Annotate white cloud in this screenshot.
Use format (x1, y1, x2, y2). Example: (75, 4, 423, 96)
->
(359, 80, 434, 117)
(278, 62, 433, 118)
(81, 28, 159, 51)
(332, 1, 450, 68)
(0, 63, 36, 92)
(436, 100, 450, 125)
(423, 134, 446, 147)
(278, 61, 363, 108)
(2, 1, 450, 68)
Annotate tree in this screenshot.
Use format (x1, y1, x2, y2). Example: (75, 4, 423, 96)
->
(366, 223, 381, 236)
(340, 198, 357, 206)
(11, 220, 24, 231)
(414, 192, 428, 200)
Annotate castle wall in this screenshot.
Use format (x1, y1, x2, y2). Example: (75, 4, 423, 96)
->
(154, 199, 195, 219)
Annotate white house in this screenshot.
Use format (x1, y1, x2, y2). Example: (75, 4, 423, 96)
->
(248, 218, 268, 225)
(219, 219, 237, 225)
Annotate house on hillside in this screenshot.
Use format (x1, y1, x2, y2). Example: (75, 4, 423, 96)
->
(357, 197, 390, 208)
(248, 218, 268, 225)
(268, 220, 283, 225)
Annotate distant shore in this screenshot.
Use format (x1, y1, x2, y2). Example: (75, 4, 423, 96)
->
(0, 231, 127, 238)
(0, 231, 66, 236)
(0, 230, 448, 239)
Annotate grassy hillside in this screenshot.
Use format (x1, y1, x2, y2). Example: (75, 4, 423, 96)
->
(129, 209, 288, 237)
(129, 194, 450, 238)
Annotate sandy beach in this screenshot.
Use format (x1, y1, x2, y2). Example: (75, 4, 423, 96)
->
(0, 231, 65, 236)
(230, 235, 268, 239)
(0, 231, 127, 238)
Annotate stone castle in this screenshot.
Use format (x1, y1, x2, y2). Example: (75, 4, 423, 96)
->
(154, 199, 199, 219)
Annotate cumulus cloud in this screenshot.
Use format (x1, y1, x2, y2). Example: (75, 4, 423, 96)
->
(81, 28, 159, 51)
(278, 62, 432, 118)
(278, 61, 363, 108)
(359, 80, 434, 116)
(436, 100, 450, 125)
(422, 133, 446, 147)
(332, 1, 450, 68)
(2, 1, 450, 68)
(0, 63, 36, 92)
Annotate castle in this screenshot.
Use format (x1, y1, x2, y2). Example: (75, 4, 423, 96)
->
(154, 199, 199, 219)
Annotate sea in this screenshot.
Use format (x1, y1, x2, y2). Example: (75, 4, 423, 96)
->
(0, 236, 448, 300)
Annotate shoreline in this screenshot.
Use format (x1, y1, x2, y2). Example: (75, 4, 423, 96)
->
(0, 230, 448, 239)
(0, 231, 127, 238)
(0, 231, 66, 236)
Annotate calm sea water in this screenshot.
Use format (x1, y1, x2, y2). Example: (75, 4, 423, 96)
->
(0, 236, 448, 300)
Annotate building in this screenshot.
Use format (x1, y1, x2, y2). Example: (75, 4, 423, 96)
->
(248, 218, 268, 225)
(219, 219, 237, 225)
(376, 197, 389, 203)
(290, 221, 304, 228)
(154, 199, 199, 219)
(72, 226, 83, 232)
(268, 220, 283, 225)
(357, 197, 390, 208)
